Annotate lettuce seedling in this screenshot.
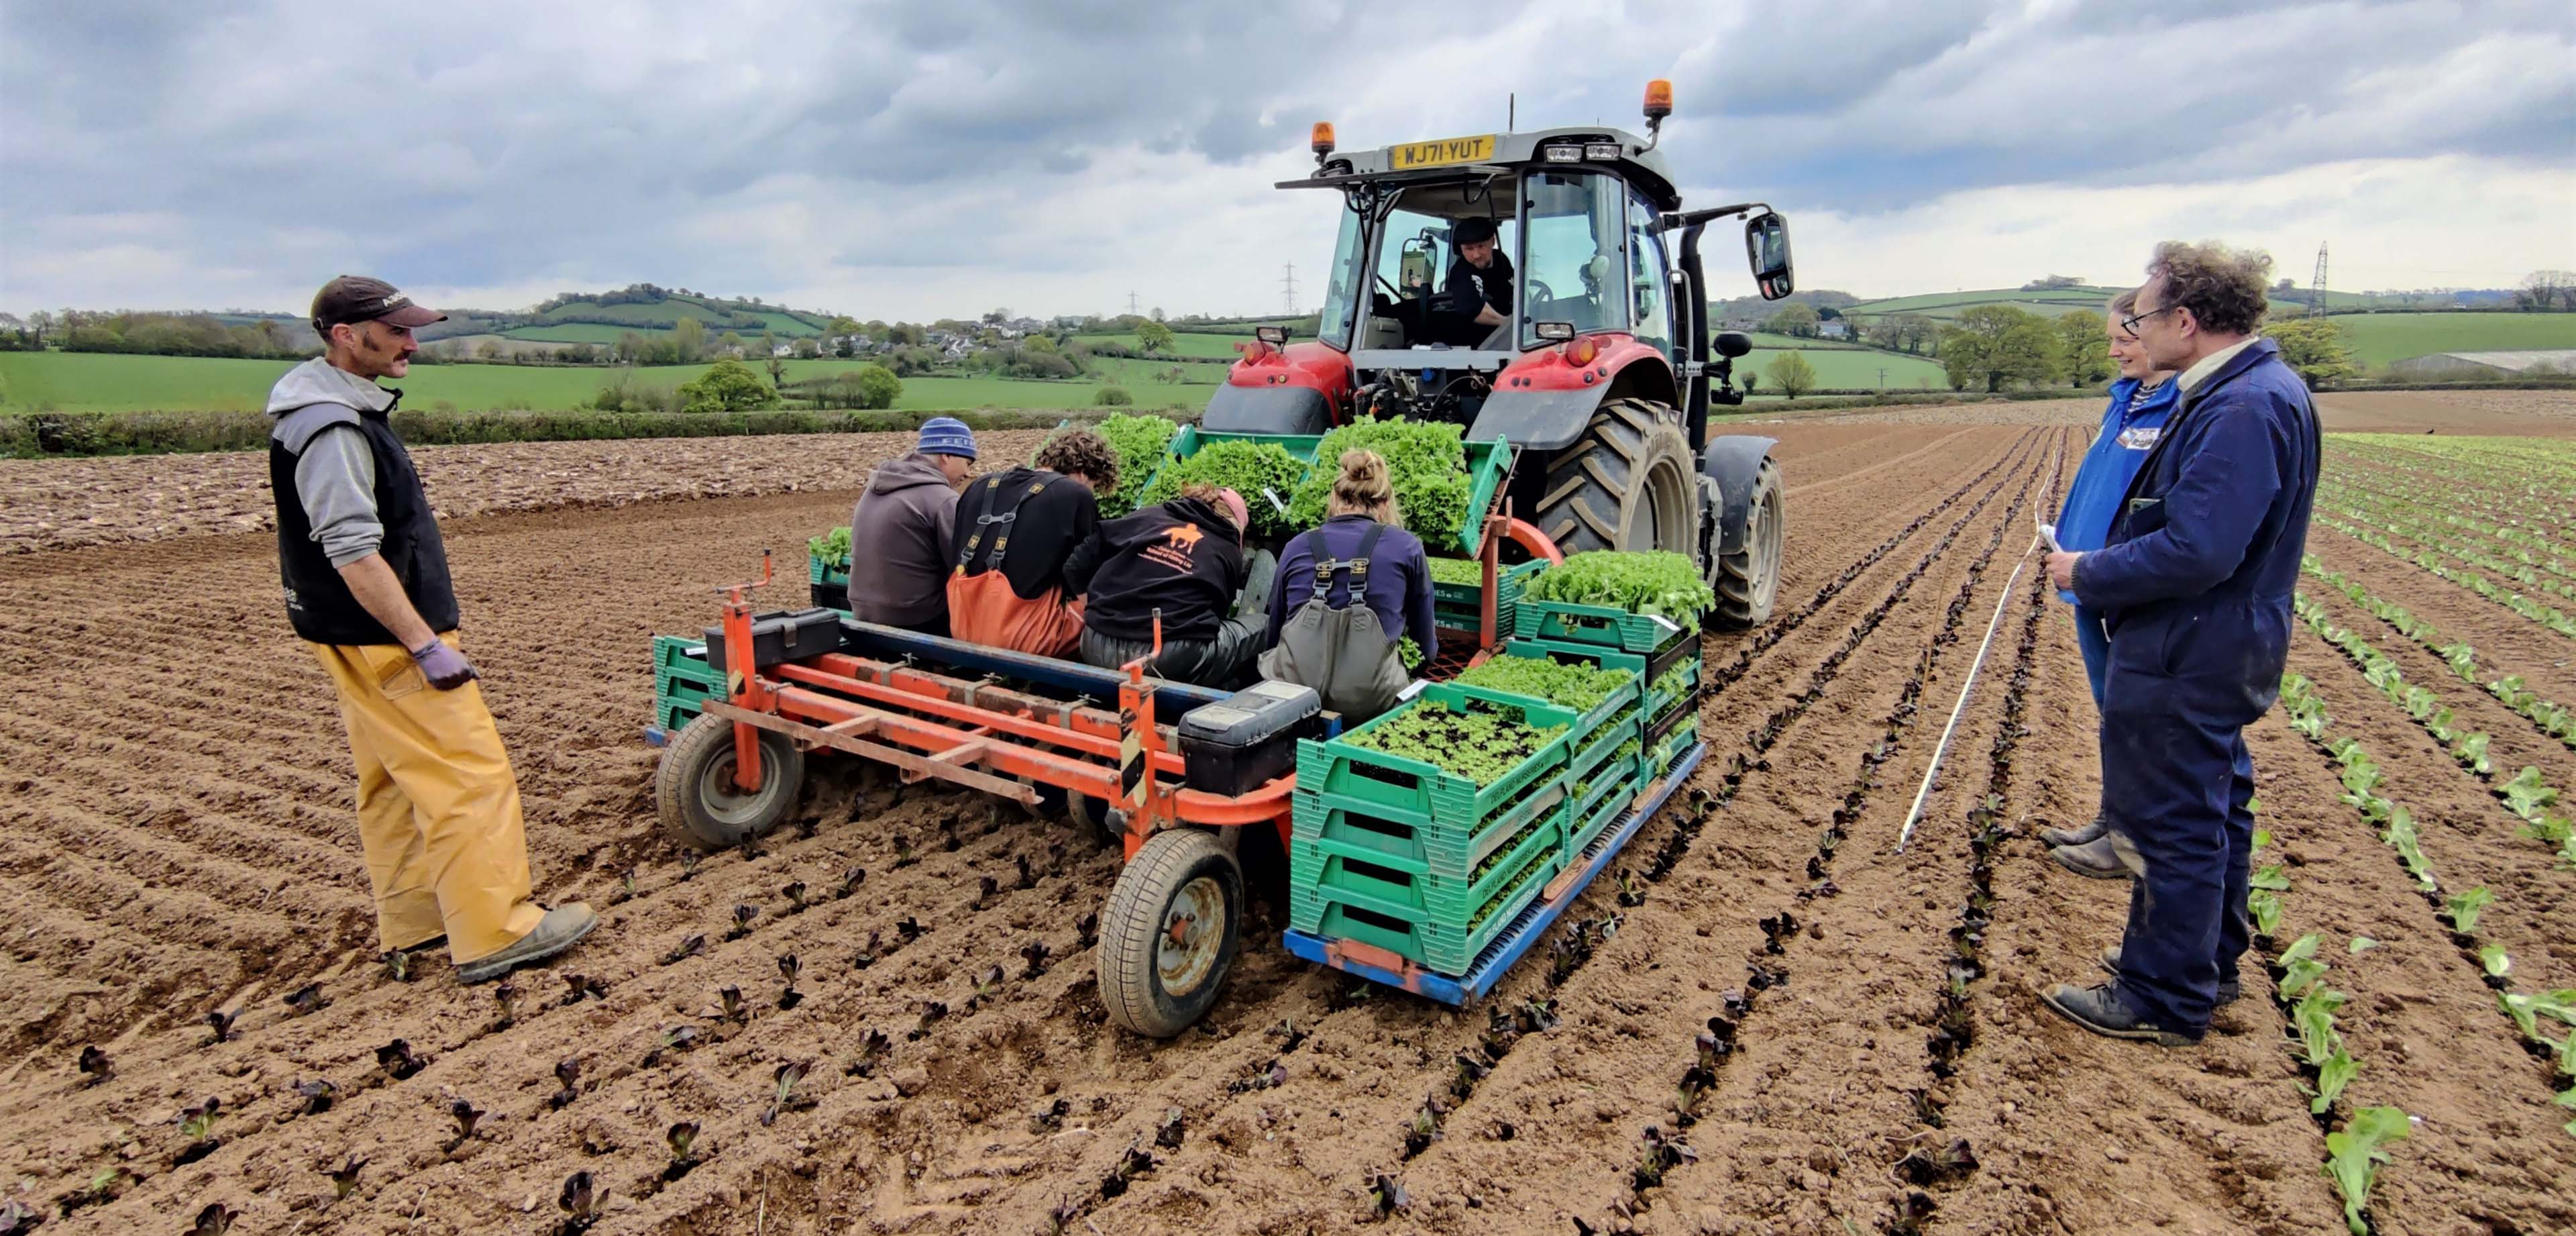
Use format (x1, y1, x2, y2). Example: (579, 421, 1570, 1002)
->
(662, 935, 706, 966)
(718, 985, 745, 1022)
(292, 1078, 336, 1115)
(2294, 988, 2348, 1068)
(78, 1044, 112, 1085)
(1155, 1106, 1187, 1151)
(175, 1096, 223, 1164)
(892, 835, 918, 869)
(2312, 1050, 2360, 1115)
(1615, 869, 1646, 908)
(1030, 1097, 1071, 1133)
(2445, 887, 2495, 935)
(383, 949, 415, 983)
(325, 1154, 366, 1201)
(1402, 1099, 1444, 1157)
(782, 882, 809, 913)
(283, 984, 329, 1017)
(853, 931, 881, 970)
(615, 868, 637, 904)
(1021, 939, 1052, 978)
(2322, 1105, 2409, 1235)
(2247, 890, 2284, 939)
(663, 1121, 704, 1181)
(2454, 733, 2493, 775)
(836, 866, 866, 899)
(377, 1039, 428, 1080)
(778, 954, 805, 1011)
(1099, 1143, 1157, 1198)
(2480, 945, 2512, 981)
(561, 974, 607, 1005)
(556, 1170, 602, 1234)
(2502, 766, 2559, 819)
(678, 852, 700, 882)
(1515, 999, 1560, 1034)
(549, 1059, 581, 1110)
(972, 876, 998, 911)
(761, 1061, 810, 1127)
(726, 904, 759, 941)
(969, 966, 1006, 1009)
(896, 916, 926, 942)
(446, 1098, 484, 1148)
(1076, 913, 1098, 948)
(1016, 854, 1038, 891)
(1892, 1137, 1978, 1186)
(910, 1000, 949, 1040)
(0, 1199, 40, 1235)
(492, 982, 520, 1029)
(1370, 1172, 1410, 1218)
(189, 1202, 235, 1236)
(1448, 1052, 1489, 1100)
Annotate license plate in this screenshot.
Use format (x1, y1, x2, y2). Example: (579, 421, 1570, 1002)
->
(1391, 134, 1495, 170)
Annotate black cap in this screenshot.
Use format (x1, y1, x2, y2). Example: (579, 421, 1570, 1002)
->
(1454, 217, 1499, 246)
(311, 276, 446, 336)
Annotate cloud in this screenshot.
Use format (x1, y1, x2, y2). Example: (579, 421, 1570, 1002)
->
(2, 0, 2569, 319)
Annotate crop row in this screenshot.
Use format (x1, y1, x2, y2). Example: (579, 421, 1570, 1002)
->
(2324, 453, 2576, 544)
(2317, 515, 2576, 639)
(2302, 557, 2576, 755)
(2292, 590, 2575, 864)
(2320, 468, 2576, 568)
(2320, 491, 2576, 607)
(2275, 674, 2573, 1132)
(2332, 435, 2576, 493)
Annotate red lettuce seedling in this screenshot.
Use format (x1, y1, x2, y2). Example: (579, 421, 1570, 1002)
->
(1099, 1143, 1156, 1198)
(661, 935, 706, 966)
(1273, 1017, 1308, 1053)
(292, 1078, 337, 1115)
(323, 1154, 366, 1201)
(615, 868, 637, 904)
(1044, 1199, 1082, 1235)
(1631, 1126, 1696, 1192)
(663, 1121, 704, 1182)
(1155, 1106, 1186, 1150)
(1227, 1059, 1288, 1094)
(891, 835, 918, 869)
(845, 1029, 892, 1078)
(492, 982, 520, 1029)
(971, 876, 998, 911)
(376, 1039, 429, 1081)
(1894, 1138, 1979, 1186)
(852, 930, 882, 970)
(760, 1061, 811, 1127)
(718, 986, 745, 1022)
(1515, 999, 1559, 1034)
(1075, 913, 1098, 949)
(938, 815, 961, 852)
(777, 954, 804, 1011)
(1370, 1174, 1409, 1218)
(835, 866, 865, 899)
(1016, 854, 1037, 891)
(283, 984, 329, 1017)
(561, 974, 608, 1005)
(189, 1202, 236, 1235)
(678, 852, 700, 882)
(967, 966, 1006, 1009)
(909, 1000, 948, 1040)
(77, 1044, 113, 1086)
(174, 1096, 223, 1165)
(382, 949, 415, 983)
(549, 1059, 581, 1110)
(738, 834, 765, 861)
(556, 1170, 602, 1234)
(782, 882, 809, 913)
(725, 904, 759, 941)
(1020, 939, 1051, 978)
(1615, 869, 1646, 908)
(447, 1098, 485, 1148)
(1029, 1097, 1071, 1132)
(644, 1024, 700, 1068)
(895, 915, 925, 942)
(1401, 1099, 1444, 1157)
(0, 1198, 40, 1235)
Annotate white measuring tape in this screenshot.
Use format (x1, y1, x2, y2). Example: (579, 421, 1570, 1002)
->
(1894, 550, 2032, 853)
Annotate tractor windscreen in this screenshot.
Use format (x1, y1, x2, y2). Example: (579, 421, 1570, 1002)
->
(1519, 170, 1629, 347)
(1317, 207, 1363, 349)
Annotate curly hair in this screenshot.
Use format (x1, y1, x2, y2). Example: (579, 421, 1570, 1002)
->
(2144, 241, 2273, 336)
(1035, 427, 1119, 492)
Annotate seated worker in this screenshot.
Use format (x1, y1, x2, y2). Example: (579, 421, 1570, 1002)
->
(847, 417, 976, 635)
(945, 428, 1118, 656)
(1260, 450, 1438, 722)
(1065, 485, 1274, 690)
(1440, 215, 1514, 345)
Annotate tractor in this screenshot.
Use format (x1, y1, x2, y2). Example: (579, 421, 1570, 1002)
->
(1204, 79, 1792, 627)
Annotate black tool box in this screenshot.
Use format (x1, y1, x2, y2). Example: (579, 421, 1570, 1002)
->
(703, 608, 843, 673)
(1178, 680, 1323, 795)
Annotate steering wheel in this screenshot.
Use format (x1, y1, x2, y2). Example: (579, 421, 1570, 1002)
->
(1526, 278, 1557, 305)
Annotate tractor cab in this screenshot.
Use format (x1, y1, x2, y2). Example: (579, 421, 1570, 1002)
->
(1206, 81, 1793, 630)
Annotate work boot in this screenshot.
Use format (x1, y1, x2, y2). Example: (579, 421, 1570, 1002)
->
(2049, 835, 2129, 880)
(2039, 816, 2106, 847)
(456, 905, 599, 985)
(2040, 980, 2202, 1047)
(2098, 945, 2241, 1005)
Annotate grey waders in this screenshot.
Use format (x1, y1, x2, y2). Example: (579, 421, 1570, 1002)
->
(1258, 522, 1410, 723)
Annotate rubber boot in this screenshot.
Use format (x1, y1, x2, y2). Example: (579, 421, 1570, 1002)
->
(2040, 980, 2202, 1047)
(2099, 945, 2240, 1006)
(2049, 835, 2130, 880)
(456, 904, 599, 985)
(2039, 816, 2106, 847)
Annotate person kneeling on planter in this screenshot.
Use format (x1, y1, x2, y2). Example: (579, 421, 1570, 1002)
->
(945, 428, 1118, 657)
(1065, 485, 1275, 690)
(1259, 449, 1436, 723)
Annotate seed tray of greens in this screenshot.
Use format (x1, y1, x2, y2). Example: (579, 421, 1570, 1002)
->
(1454, 654, 1636, 716)
(1649, 660, 1701, 711)
(1523, 550, 1717, 621)
(1338, 703, 1565, 788)
(1424, 556, 1487, 588)
(1286, 417, 1472, 544)
(1136, 439, 1309, 538)
(808, 525, 852, 570)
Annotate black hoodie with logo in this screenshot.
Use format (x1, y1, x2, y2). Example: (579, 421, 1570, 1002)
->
(1063, 496, 1246, 642)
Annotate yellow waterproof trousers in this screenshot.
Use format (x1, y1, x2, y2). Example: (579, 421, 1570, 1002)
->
(312, 633, 546, 964)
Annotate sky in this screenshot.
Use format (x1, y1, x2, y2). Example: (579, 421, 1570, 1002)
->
(3, 0, 2571, 321)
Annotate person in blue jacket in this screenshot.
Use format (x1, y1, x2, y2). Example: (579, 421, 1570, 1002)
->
(2040, 288, 2180, 879)
(2041, 242, 2318, 1047)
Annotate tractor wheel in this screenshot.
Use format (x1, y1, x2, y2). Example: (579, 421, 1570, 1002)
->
(1534, 399, 1700, 558)
(1097, 828, 1243, 1037)
(1707, 456, 1782, 630)
(1067, 791, 1122, 845)
(655, 713, 806, 850)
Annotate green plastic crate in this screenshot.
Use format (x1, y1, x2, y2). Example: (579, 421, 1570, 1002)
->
(1646, 717, 1699, 776)
(1429, 556, 1548, 611)
(807, 556, 851, 589)
(1287, 801, 1568, 976)
(1291, 773, 1569, 882)
(1512, 598, 1693, 654)
(1291, 793, 1564, 924)
(1294, 684, 1576, 829)
(1566, 758, 1638, 860)
(1446, 648, 1643, 750)
(657, 699, 702, 732)
(1644, 655, 1701, 727)
(1152, 427, 1516, 558)
(1569, 711, 1640, 784)
(653, 634, 710, 672)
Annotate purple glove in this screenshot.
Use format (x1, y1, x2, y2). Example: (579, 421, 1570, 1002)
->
(410, 639, 479, 690)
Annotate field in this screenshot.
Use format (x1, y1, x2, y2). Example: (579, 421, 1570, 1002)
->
(0, 352, 1221, 415)
(1843, 287, 2118, 321)
(3, 388, 2570, 1233)
(1743, 341, 1949, 391)
(2328, 312, 2576, 368)
(1071, 331, 1253, 360)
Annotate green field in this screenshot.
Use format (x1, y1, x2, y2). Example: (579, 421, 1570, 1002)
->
(0, 352, 1222, 415)
(1845, 287, 2116, 321)
(1743, 344, 1948, 391)
(2327, 312, 2576, 368)
(497, 323, 637, 344)
(1073, 332, 1252, 360)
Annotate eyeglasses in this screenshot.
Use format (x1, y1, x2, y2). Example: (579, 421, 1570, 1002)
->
(2121, 305, 2179, 333)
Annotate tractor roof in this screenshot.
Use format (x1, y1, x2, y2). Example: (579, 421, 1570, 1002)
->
(1279, 125, 1680, 208)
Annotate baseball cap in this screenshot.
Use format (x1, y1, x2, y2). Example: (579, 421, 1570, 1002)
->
(917, 416, 979, 460)
(1454, 217, 1499, 246)
(1213, 488, 1250, 531)
(311, 276, 447, 335)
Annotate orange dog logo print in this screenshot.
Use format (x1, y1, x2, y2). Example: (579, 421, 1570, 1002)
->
(1143, 521, 1208, 574)
(1163, 523, 1205, 550)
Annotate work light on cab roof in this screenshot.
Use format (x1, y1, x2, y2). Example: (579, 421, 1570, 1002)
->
(1232, 78, 1791, 631)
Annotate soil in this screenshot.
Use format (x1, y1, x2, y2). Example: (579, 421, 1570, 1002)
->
(1, 396, 2569, 1235)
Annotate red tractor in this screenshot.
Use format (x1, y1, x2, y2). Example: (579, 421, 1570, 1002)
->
(1205, 80, 1792, 626)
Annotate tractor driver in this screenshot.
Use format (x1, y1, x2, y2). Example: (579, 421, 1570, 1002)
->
(1442, 215, 1514, 343)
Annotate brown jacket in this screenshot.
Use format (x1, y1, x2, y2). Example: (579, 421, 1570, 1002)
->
(847, 453, 959, 627)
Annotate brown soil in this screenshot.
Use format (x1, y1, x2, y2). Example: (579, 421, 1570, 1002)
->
(1, 395, 2568, 1235)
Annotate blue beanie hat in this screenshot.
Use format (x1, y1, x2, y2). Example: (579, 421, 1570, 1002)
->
(918, 416, 977, 460)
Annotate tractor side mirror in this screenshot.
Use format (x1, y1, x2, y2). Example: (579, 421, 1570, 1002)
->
(1746, 211, 1794, 301)
(1714, 331, 1753, 358)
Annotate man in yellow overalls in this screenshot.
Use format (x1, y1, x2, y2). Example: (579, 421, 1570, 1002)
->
(268, 276, 596, 984)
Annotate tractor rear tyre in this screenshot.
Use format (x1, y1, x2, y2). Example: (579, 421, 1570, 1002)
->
(1707, 456, 1782, 629)
(655, 713, 806, 850)
(1097, 828, 1243, 1038)
(1535, 399, 1700, 558)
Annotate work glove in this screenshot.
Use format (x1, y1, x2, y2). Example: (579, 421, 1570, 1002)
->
(410, 638, 479, 690)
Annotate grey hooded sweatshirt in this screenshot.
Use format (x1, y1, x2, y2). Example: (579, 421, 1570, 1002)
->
(268, 357, 399, 566)
(846, 452, 962, 627)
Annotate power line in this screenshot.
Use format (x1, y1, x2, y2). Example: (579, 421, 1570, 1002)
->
(2309, 242, 2329, 317)
(1126, 291, 1140, 317)
(1280, 262, 1299, 315)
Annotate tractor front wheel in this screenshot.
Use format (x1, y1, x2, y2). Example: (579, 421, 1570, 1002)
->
(1707, 456, 1782, 629)
(1097, 828, 1243, 1037)
(655, 713, 806, 850)
(1534, 399, 1700, 558)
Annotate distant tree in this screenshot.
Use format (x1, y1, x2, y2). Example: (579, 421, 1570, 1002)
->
(827, 316, 862, 336)
(982, 308, 1010, 325)
(25, 309, 53, 344)
(476, 338, 506, 360)
(2518, 270, 2575, 311)
(672, 316, 708, 362)
(1136, 320, 1178, 354)
(1024, 333, 1059, 354)
(614, 331, 644, 364)
(718, 331, 745, 357)
(1095, 385, 1134, 407)
(792, 336, 822, 359)
(1763, 303, 1820, 338)
(677, 359, 780, 413)
(1892, 313, 1939, 355)
(2021, 274, 2084, 291)
(2263, 318, 2361, 389)
(1939, 305, 2063, 393)
(2274, 276, 2298, 294)
(853, 363, 902, 410)
(2053, 310, 2112, 387)
(1739, 370, 1759, 395)
(765, 354, 788, 388)
(1765, 351, 1818, 399)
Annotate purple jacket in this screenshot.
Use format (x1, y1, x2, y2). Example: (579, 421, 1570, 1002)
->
(1266, 515, 1438, 663)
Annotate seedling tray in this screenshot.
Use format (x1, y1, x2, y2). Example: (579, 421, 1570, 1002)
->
(1284, 741, 1706, 1002)
(807, 556, 851, 589)
(1647, 717, 1700, 775)
(1566, 758, 1638, 859)
(1151, 427, 1515, 557)
(1444, 665, 1642, 754)
(1645, 657, 1702, 729)
(654, 635, 713, 674)
(1293, 771, 1569, 882)
(1568, 711, 1639, 784)
(1512, 597, 1690, 654)
(1288, 801, 1570, 976)
(1430, 557, 1548, 610)
(1291, 793, 1566, 926)
(1294, 684, 1576, 831)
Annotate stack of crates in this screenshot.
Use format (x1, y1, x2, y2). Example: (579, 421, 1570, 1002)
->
(1289, 685, 1579, 976)
(1511, 596, 1703, 783)
(653, 635, 722, 732)
(1493, 637, 1650, 861)
(1430, 558, 1550, 639)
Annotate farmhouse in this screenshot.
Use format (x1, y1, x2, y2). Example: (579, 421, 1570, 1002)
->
(2390, 349, 2576, 378)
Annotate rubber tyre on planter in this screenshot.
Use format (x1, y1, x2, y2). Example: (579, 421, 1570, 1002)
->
(1097, 828, 1243, 1038)
(1707, 455, 1782, 630)
(655, 712, 806, 850)
(1534, 399, 1700, 557)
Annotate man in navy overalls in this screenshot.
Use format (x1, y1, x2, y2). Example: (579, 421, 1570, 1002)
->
(2041, 242, 2319, 1046)
(2039, 290, 2179, 878)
